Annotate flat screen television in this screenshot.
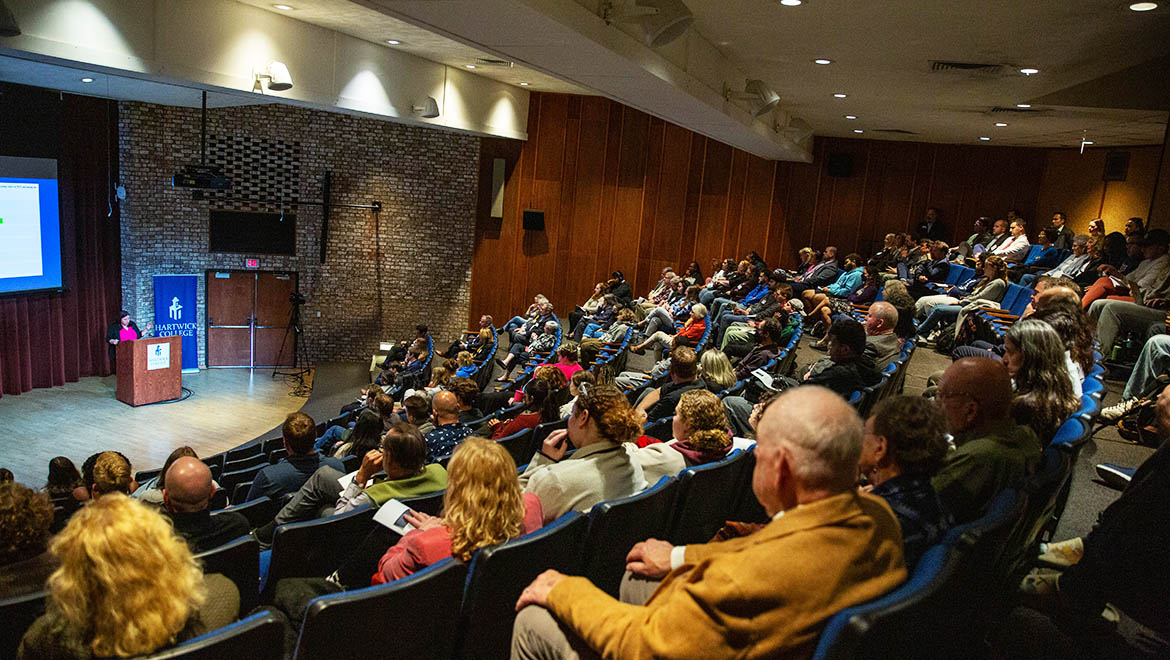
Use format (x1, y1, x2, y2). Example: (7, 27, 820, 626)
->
(208, 209, 296, 255)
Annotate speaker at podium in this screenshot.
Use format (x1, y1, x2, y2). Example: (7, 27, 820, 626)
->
(116, 336, 183, 406)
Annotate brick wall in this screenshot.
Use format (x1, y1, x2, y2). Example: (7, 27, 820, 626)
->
(118, 101, 479, 367)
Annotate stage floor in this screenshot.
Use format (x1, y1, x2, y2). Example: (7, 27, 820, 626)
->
(0, 362, 369, 487)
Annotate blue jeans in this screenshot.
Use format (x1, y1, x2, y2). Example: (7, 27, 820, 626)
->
(583, 323, 604, 339)
(502, 315, 527, 333)
(1125, 334, 1170, 399)
(1019, 273, 1039, 289)
(699, 288, 718, 305)
(709, 297, 737, 321)
(716, 313, 751, 344)
(917, 304, 962, 337)
(313, 424, 349, 454)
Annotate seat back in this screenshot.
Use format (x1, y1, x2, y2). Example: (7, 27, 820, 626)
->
(997, 284, 1022, 314)
(226, 444, 263, 462)
(201, 453, 225, 481)
(399, 489, 446, 516)
(135, 467, 163, 483)
(213, 495, 278, 529)
(263, 505, 377, 598)
(668, 449, 749, 545)
(219, 465, 266, 502)
(296, 559, 467, 660)
(1007, 283, 1033, 316)
(693, 318, 713, 354)
(942, 488, 1027, 612)
(731, 445, 769, 524)
(997, 447, 1072, 587)
(1050, 417, 1087, 450)
(642, 416, 674, 441)
(0, 590, 47, 660)
(457, 512, 590, 660)
(195, 534, 260, 616)
(145, 611, 285, 660)
(224, 453, 268, 473)
(583, 476, 679, 597)
(532, 418, 568, 449)
(812, 544, 968, 660)
(1021, 245, 1043, 265)
(943, 264, 963, 285)
(496, 427, 536, 468)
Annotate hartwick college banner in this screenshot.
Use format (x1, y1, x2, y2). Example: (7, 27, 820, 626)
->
(153, 274, 199, 372)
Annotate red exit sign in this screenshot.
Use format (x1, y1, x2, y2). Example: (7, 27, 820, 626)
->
(245, 258, 260, 269)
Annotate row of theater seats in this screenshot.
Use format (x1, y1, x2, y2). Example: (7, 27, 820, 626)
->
(73, 442, 766, 660)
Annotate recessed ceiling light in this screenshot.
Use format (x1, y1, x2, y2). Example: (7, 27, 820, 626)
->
(844, 115, 857, 120)
(780, 0, 803, 5)
(1016, 103, 1032, 108)
(386, 40, 401, 45)
(853, 129, 863, 133)
(814, 58, 833, 65)
(994, 122, 1008, 127)
(519, 82, 530, 86)
(979, 137, 991, 141)
(272, 4, 294, 9)
(1019, 67, 1039, 75)
(80, 77, 94, 83)
(1129, 2, 1158, 10)
(833, 93, 847, 98)
(1082, 140, 1094, 145)
(465, 64, 476, 69)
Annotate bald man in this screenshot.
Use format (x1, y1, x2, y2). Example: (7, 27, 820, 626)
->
(510, 386, 906, 660)
(424, 390, 473, 459)
(931, 358, 1041, 523)
(863, 301, 902, 369)
(163, 457, 250, 553)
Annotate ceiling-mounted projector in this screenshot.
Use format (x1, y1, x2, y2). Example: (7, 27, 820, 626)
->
(172, 164, 231, 190)
(603, 0, 693, 48)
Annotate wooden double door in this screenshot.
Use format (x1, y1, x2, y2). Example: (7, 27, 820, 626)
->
(206, 270, 298, 368)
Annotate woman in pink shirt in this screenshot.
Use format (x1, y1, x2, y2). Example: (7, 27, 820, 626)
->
(547, 342, 584, 382)
(372, 436, 543, 584)
(105, 310, 153, 371)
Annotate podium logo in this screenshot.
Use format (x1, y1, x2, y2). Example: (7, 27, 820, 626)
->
(168, 296, 183, 320)
(154, 346, 163, 356)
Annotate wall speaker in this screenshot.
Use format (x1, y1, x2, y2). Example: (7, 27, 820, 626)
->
(827, 153, 853, 178)
(522, 209, 545, 231)
(1103, 151, 1130, 182)
(490, 158, 505, 219)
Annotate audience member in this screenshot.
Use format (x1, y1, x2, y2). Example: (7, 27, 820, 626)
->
(546, 342, 584, 382)
(788, 246, 840, 295)
(882, 279, 918, 339)
(132, 446, 209, 507)
(800, 318, 883, 396)
(161, 457, 249, 554)
(402, 394, 435, 435)
(1048, 211, 1074, 250)
(499, 320, 560, 381)
(560, 370, 595, 419)
(254, 422, 447, 544)
(698, 349, 736, 393)
(636, 346, 707, 421)
(1002, 320, 1080, 441)
(917, 256, 1009, 345)
(630, 304, 708, 360)
(44, 456, 85, 526)
(88, 451, 134, 498)
(423, 391, 474, 459)
(17, 495, 238, 660)
(952, 216, 991, 259)
(326, 409, 385, 458)
(0, 482, 56, 598)
(447, 376, 485, 423)
(993, 220, 1032, 264)
(1022, 233, 1092, 288)
(510, 386, 906, 660)
(489, 378, 560, 439)
(631, 389, 741, 483)
(861, 396, 953, 568)
(931, 358, 1042, 522)
(733, 318, 784, 381)
(246, 412, 345, 502)
(1082, 228, 1169, 308)
(862, 301, 903, 368)
(1102, 333, 1170, 421)
(519, 384, 647, 524)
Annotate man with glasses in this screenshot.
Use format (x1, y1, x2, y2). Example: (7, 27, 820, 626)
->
(931, 357, 1042, 523)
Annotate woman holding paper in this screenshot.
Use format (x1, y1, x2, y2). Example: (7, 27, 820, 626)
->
(371, 436, 543, 583)
(105, 309, 153, 370)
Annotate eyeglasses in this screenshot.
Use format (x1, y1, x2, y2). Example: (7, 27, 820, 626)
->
(576, 381, 591, 399)
(935, 389, 973, 402)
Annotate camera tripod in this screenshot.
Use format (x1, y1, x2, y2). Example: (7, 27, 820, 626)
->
(273, 294, 312, 395)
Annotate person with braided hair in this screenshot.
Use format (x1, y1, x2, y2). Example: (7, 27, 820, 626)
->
(519, 384, 647, 524)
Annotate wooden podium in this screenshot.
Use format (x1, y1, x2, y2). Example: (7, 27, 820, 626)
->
(116, 336, 182, 406)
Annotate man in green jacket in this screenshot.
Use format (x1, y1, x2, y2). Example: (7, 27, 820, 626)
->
(932, 357, 1041, 523)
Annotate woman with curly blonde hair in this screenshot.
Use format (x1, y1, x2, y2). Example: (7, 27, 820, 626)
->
(631, 389, 739, 483)
(373, 437, 542, 583)
(17, 494, 238, 660)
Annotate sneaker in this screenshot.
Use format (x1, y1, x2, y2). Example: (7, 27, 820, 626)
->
(1095, 463, 1136, 490)
(1100, 397, 1140, 422)
(1037, 537, 1084, 567)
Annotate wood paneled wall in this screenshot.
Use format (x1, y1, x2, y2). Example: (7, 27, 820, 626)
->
(470, 92, 1089, 323)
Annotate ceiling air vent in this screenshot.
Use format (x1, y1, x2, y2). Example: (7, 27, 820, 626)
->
(874, 128, 918, 135)
(930, 61, 1004, 75)
(989, 106, 1042, 113)
(474, 58, 514, 68)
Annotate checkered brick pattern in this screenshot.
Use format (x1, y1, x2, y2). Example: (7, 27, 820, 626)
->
(118, 101, 478, 368)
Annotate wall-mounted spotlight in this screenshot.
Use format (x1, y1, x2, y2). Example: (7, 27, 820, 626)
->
(0, 0, 21, 37)
(778, 117, 813, 143)
(413, 96, 440, 119)
(253, 61, 293, 93)
(602, 0, 693, 48)
(724, 79, 780, 117)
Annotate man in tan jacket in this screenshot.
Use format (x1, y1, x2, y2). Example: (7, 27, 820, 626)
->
(510, 386, 908, 660)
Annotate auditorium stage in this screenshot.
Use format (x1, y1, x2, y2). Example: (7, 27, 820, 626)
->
(0, 362, 369, 486)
